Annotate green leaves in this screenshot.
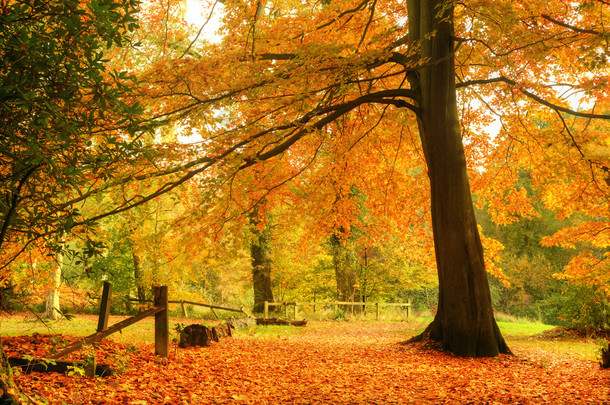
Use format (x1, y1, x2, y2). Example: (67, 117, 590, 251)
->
(0, 0, 156, 267)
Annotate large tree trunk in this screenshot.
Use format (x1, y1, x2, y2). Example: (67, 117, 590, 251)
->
(250, 206, 274, 313)
(406, 0, 510, 357)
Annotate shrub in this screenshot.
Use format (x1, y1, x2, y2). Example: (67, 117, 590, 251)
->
(559, 284, 609, 332)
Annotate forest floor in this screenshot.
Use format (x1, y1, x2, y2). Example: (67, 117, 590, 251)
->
(1, 314, 609, 404)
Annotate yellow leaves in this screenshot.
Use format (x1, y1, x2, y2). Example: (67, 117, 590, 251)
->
(553, 251, 610, 294)
(480, 185, 539, 226)
(542, 220, 610, 292)
(479, 227, 510, 287)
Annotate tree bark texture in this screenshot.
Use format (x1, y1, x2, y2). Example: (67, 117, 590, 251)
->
(178, 323, 233, 348)
(132, 250, 146, 302)
(406, 0, 510, 357)
(250, 207, 274, 313)
(330, 234, 358, 311)
(601, 344, 609, 368)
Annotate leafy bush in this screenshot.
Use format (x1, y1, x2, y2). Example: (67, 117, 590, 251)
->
(559, 284, 609, 332)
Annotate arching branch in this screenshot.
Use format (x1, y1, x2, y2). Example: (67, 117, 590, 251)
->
(458, 76, 610, 120)
(541, 14, 605, 37)
(242, 89, 418, 168)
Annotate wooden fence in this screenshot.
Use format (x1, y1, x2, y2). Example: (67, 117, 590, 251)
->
(50, 283, 169, 360)
(12, 283, 249, 377)
(172, 300, 247, 319)
(264, 300, 412, 320)
(128, 297, 248, 319)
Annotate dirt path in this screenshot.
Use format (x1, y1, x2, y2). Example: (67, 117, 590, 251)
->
(5, 322, 609, 404)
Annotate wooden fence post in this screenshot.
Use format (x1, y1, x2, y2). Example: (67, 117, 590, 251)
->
(97, 281, 112, 333)
(375, 302, 380, 321)
(154, 286, 169, 357)
(264, 301, 269, 318)
(406, 299, 411, 319)
(180, 300, 188, 317)
(294, 302, 298, 320)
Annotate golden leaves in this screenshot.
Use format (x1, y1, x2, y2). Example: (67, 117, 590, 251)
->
(5, 322, 610, 404)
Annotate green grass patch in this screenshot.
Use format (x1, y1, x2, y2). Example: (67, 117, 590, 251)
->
(497, 320, 555, 338)
(235, 324, 305, 339)
(0, 313, 304, 345)
(0, 315, 99, 338)
(0, 313, 168, 346)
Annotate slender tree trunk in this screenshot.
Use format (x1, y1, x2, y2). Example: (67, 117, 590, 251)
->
(132, 251, 146, 302)
(406, 0, 510, 357)
(44, 250, 62, 320)
(330, 234, 358, 311)
(250, 206, 274, 313)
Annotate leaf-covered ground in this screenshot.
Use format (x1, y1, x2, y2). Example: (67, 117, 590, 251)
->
(4, 322, 609, 404)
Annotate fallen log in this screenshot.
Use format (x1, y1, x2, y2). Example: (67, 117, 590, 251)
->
(211, 323, 232, 341)
(8, 357, 115, 377)
(255, 318, 307, 326)
(178, 322, 234, 348)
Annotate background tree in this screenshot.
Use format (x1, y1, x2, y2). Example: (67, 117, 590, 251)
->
(250, 202, 275, 313)
(43, 247, 63, 320)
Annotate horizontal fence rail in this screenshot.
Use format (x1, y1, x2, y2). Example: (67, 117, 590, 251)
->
(264, 300, 411, 320)
(129, 297, 247, 319)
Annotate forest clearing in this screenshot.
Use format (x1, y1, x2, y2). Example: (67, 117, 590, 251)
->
(2, 0, 610, 403)
(2, 314, 608, 404)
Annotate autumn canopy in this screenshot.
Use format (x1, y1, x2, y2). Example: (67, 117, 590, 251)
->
(1, 0, 609, 367)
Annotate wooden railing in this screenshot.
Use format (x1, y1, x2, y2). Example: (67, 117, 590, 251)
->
(128, 297, 247, 319)
(172, 300, 247, 319)
(49, 283, 169, 361)
(264, 300, 412, 320)
(16, 283, 251, 377)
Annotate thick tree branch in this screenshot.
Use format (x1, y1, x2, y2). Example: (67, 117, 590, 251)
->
(243, 89, 418, 167)
(541, 14, 604, 36)
(63, 88, 418, 230)
(458, 76, 610, 120)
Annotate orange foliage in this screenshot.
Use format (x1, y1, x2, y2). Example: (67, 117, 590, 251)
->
(4, 323, 609, 404)
(49, 0, 610, 297)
